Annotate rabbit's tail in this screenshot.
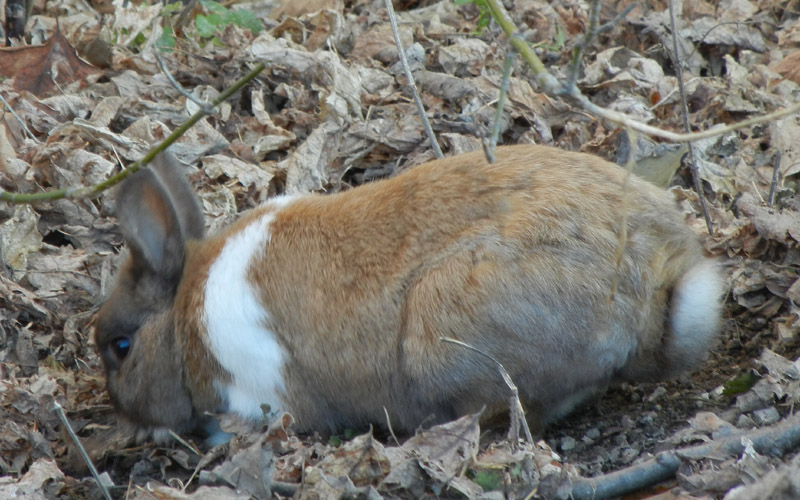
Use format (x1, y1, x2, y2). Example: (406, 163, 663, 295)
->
(662, 261, 723, 377)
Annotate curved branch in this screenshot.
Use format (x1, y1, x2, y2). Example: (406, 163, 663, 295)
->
(539, 412, 800, 499)
(483, 0, 800, 143)
(0, 63, 266, 204)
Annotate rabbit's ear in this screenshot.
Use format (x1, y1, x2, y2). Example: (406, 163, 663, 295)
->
(116, 168, 187, 282)
(147, 153, 205, 240)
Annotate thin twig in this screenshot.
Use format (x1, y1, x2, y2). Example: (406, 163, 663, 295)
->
(539, 411, 800, 499)
(175, 0, 199, 30)
(485, 52, 515, 163)
(596, 3, 637, 34)
(567, 0, 602, 89)
(768, 151, 781, 207)
(609, 127, 637, 302)
(0, 92, 40, 142)
(383, 407, 401, 446)
(383, 0, 443, 158)
(648, 76, 701, 111)
(668, 0, 713, 235)
(482, 0, 800, 143)
(440, 337, 533, 444)
(156, 53, 215, 114)
(169, 429, 201, 456)
(0, 63, 265, 204)
(53, 401, 113, 500)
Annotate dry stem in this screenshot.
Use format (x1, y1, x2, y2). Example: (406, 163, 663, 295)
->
(0, 63, 265, 204)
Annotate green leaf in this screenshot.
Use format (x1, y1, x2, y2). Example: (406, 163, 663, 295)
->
(554, 25, 565, 49)
(196, 14, 219, 37)
(723, 371, 760, 397)
(200, 0, 229, 16)
(193, 0, 264, 40)
(452, 0, 492, 34)
(132, 31, 147, 48)
(156, 25, 176, 52)
(161, 2, 181, 15)
(472, 469, 504, 491)
(230, 9, 263, 34)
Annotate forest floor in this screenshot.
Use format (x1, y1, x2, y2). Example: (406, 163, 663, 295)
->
(2, 0, 800, 498)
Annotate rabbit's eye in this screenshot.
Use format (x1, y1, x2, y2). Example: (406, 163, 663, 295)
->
(112, 337, 131, 360)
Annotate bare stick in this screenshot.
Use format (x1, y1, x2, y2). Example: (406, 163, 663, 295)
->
(175, 0, 199, 30)
(482, 0, 800, 143)
(567, 1, 636, 90)
(566, 0, 602, 89)
(596, 4, 637, 35)
(484, 51, 515, 163)
(609, 127, 637, 302)
(169, 429, 201, 456)
(156, 53, 215, 114)
(383, 407, 401, 446)
(383, 0, 443, 158)
(0, 63, 265, 204)
(440, 337, 533, 444)
(768, 151, 781, 207)
(53, 401, 113, 500)
(0, 92, 39, 142)
(668, 0, 713, 235)
(539, 411, 800, 500)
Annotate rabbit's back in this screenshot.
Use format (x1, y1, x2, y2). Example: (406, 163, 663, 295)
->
(229, 145, 718, 432)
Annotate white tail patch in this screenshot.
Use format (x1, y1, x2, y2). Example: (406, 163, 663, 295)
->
(669, 261, 723, 363)
(204, 210, 287, 420)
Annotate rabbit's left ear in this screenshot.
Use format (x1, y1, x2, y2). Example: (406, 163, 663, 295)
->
(116, 167, 187, 282)
(148, 153, 205, 241)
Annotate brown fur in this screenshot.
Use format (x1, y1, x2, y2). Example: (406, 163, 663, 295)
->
(96, 145, 719, 435)
(243, 145, 712, 432)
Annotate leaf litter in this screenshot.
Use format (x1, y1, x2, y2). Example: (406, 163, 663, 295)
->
(2, 0, 800, 498)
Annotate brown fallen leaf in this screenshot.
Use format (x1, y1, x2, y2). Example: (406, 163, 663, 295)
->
(736, 192, 800, 243)
(0, 28, 100, 97)
(771, 50, 800, 85)
(0, 459, 65, 498)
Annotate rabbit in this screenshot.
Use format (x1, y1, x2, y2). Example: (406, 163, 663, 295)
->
(94, 144, 722, 438)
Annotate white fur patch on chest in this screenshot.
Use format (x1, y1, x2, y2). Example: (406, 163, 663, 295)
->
(204, 209, 287, 421)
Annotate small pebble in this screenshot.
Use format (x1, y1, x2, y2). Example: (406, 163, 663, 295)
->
(752, 407, 780, 426)
(736, 414, 755, 428)
(735, 391, 765, 412)
(639, 412, 656, 426)
(620, 447, 640, 464)
(560, 436, 576, 451)
(585, 427, 601, 440)
(646, 386, 668, 402)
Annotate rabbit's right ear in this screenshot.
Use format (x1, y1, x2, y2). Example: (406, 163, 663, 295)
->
(116, 168, 188, 282)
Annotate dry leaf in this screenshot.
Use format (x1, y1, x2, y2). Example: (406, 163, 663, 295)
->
(0, 205, 43, 273)
(0, 459, 64, 499)
(0, 30, 100, 97)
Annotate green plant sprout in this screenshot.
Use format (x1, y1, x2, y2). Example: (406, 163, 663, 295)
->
(196, 0, 263, 40)
(453, 0, 492, 33)
(156, 0, 263, 51)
